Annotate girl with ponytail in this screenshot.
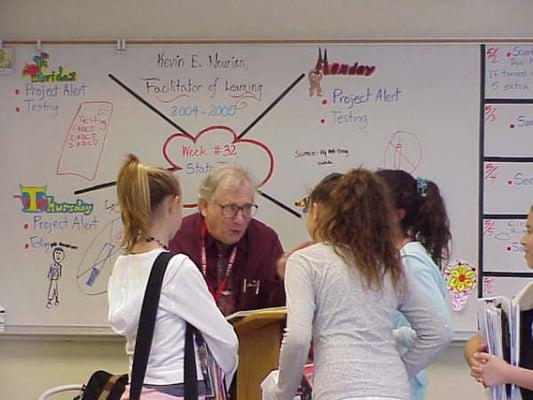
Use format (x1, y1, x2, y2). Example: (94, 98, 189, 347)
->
(376, 169, 453, 400)
(108, 154, 238, 399)
(262, 169, 451, 400)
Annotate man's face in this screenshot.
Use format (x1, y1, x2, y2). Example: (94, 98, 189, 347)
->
(520, 211, 533, 269)
(200, 181, 254, 245)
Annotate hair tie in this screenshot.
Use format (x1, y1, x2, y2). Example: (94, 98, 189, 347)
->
(416, 177, 428, 197)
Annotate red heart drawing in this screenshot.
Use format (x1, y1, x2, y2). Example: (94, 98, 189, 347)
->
(162, 125, 274, 208)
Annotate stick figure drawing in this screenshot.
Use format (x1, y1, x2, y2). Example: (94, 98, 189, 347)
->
(47, 246, 64, 308)
(46, 241, 77, 308)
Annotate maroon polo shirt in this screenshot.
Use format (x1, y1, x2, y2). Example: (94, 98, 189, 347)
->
(169, 212, 285, 314)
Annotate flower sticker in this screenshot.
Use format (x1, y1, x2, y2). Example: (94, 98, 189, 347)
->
(443, 260, 477, 312)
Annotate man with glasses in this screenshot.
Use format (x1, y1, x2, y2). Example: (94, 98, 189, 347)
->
(169, 164, 285, 316)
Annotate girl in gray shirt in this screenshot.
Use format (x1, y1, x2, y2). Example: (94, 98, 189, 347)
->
(262, 170, 452, 400)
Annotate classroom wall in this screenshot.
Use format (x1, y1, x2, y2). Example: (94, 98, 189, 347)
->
(1, 1, 532, 399)
(2, 0, 533, 40)
(0, 337, 487, 400)
(0, 337, 127, 400)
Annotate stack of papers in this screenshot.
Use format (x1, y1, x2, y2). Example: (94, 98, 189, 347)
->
(478, 298, 510, 400)
(478, 281, 533, 400)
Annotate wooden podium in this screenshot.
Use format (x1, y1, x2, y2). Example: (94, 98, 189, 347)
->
(230, 307, 286, 400)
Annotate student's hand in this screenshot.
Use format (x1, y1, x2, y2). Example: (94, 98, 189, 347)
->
(471, 352, 511, 387)
(275, 241, 313, 279)
(464, 335, 486, 367)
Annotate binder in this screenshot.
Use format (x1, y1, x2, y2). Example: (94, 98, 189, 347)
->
(478, 282, 533, 400)
(515, 282, 533, 400)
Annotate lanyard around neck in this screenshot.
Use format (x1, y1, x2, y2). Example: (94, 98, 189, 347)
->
(200, 219, 237, 302)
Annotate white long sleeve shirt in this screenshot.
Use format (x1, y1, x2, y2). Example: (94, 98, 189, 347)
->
(108, 249, 238, 386)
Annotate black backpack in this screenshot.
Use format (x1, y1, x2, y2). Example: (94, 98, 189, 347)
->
(77, 370, 128, 400)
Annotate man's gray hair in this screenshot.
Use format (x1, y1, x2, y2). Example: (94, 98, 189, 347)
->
(198, 164, 256, 202)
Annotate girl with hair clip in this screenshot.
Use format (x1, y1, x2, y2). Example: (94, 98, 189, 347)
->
(261, 169, 451, 400)
(108, 154, 238, 399)
(375, 169, 454, 400)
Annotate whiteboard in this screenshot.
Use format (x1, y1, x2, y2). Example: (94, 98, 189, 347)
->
(0, 42, 526, 335)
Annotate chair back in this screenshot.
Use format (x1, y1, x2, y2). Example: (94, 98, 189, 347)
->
(38, 384, 84, 400)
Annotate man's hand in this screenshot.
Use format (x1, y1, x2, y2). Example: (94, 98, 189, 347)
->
(275, 241, 313, 279)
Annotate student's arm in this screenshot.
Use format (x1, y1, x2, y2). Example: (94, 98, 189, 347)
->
(472, 352, 533, 390)
(261, 231, 285, 308)
(464, 335, 486, 367)
(263, 253, 314, 400)
(398, 273, 453, 378)
(169, 256, 239, 385)
(393, 256, 454, 351)
(402, 253, 453, 336)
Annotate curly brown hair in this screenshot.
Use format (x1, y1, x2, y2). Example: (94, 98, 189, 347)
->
(311, 169, 404, 291)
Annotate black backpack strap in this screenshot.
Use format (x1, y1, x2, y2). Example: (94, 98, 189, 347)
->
(129, 251, 175, 400)
(184, 323, 198, 400)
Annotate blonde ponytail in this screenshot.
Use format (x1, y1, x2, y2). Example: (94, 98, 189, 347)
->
(116, 154, 182, 251)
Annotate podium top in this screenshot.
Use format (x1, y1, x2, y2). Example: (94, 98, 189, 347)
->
(229, 307, 286, 335)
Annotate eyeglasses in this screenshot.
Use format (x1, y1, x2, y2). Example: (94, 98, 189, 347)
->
(217, 203, 258, 218)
